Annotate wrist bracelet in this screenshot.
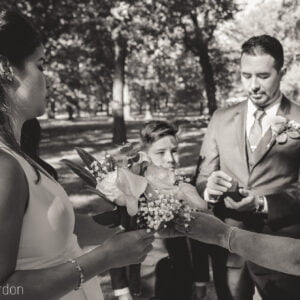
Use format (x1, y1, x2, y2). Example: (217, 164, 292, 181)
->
(227, 227, 237, 253)
(68, 258, 85, 290)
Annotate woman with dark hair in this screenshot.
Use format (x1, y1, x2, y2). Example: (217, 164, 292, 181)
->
(0, 10, 154, 300)
(21, 118, 58, 180)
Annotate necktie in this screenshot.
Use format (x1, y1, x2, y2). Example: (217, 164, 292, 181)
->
(248, 109, 265, 151)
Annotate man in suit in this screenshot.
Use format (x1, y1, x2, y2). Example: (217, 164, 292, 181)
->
(197, 34, 300, 300)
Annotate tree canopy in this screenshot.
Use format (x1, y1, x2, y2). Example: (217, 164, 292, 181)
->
(0, 0, 299, 140)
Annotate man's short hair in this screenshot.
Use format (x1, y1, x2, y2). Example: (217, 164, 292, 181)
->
(241, 35, 284, 71)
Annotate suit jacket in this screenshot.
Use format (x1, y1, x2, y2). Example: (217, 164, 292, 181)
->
(197, 96, 300, 237)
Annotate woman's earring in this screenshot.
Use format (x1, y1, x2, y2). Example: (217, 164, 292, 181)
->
(0, 54, 13, 83)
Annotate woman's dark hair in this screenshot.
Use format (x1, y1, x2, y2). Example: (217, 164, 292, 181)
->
(21, 119, 58, 181)
(0, 10, 42, 67)
(241, 35, 284, 71)
(0, 10, 43, 181)
(21, 118, 41, 158)
(140, 120, 178, 147)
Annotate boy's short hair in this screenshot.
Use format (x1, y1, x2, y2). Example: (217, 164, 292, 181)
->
(140, 120, 178, 146)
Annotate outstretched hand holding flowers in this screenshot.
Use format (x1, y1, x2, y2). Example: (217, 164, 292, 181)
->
(63, 144, 206, 231)
(63, 119, 207, 232)
(137, 164, 207, 231)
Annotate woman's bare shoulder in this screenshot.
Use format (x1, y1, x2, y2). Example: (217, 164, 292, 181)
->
(0, 149, 28, 201)
(0, 148, 24, 177)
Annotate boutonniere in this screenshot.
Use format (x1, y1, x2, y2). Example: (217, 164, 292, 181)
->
(267, 116, 300, 148)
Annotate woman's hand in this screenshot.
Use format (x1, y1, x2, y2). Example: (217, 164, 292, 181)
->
(103, 229, 154, 269)
(175, 211, 231, 248)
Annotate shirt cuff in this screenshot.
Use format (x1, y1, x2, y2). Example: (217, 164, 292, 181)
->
(204, 189, 219, 203)
(114, 287, 130, 296)
(256, 196, 268, 214)
(194, 281, 208, 287)
(262, 196, 268, 214)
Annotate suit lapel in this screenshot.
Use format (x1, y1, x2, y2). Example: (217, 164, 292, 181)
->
(250, 128, 272, 170)
(234, 101, 249, 173)
(250, 96, 291, 171)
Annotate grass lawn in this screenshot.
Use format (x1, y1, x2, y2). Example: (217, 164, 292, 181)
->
(39, 117, 260, 300)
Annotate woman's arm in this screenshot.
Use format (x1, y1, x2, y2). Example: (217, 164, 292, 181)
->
(229, 228, 300, 276)
(7, 231, 152, 300)
(175, 212, 300, 276)
(0, 152, 153, 299)
(6, 230, 152, 300)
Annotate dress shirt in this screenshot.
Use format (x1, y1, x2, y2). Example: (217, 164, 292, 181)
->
(246, 94, 282, 151)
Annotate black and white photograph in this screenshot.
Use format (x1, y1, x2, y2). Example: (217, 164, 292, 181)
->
(0, 0, 299, 299)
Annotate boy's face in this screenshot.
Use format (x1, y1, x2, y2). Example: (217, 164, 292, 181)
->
(146, 135, 179, 171)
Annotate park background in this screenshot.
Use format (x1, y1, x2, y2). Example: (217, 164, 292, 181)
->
(2, 0, 300, 299)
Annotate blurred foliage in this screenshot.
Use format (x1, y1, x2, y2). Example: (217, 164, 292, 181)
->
(216, 0, 300, 104)
(0, 0, 299, 119)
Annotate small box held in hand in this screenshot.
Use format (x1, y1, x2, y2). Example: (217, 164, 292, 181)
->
(223, 180, 243, 202)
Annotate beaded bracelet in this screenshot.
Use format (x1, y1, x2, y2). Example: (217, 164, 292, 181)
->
(68, 258, 85, 290)
(227, 227, 237, 253)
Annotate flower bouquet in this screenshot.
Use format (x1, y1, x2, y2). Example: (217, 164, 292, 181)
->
(62, 145, 206, 231)
(136, 164, 207, 230)
(62, 146, 147, 228)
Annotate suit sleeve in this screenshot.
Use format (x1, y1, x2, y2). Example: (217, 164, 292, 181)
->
(265, 187, 300, 231)
(196, 111, 221, 197)
(264, 102, 300, 230)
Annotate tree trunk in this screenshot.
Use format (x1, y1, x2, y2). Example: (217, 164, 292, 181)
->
(48, 99, 56, 119)
(296, 19, 300, 39)
(165, 97, 169, 108)
(153, 98, 160, 112)
(199, 101, 204, 115)
(123, 82, 132, 120)
(139, 102, 143, 115)
(107, 100, 111, 116)
(112, 35, 127, 144)
(183, 14, 218, 116)
(144, 102, 153, 120)
(197, 43, 217, 116)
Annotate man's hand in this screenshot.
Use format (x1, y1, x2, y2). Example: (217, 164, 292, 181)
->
(206, 171, 232, 200)
(224, 189, 259, 212)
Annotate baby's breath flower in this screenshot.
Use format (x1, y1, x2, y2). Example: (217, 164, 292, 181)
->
(137, 189, 196, 231)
